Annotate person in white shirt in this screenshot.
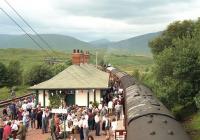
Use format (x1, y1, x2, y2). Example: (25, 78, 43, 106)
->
(65, 120, 73, 137)
(11, 120, 18, 131)
(84, 113, 89, 121)
(33, 99, 36, 108)
(82, 116, 89, 140)
(36, 102, 41, 108)
(73, 117, 79, 127)
(22, 110, 29, 117)
(26, 101, 32, 114)
(111, 117, 117, 137)
(93, 107, 99, 114)
(118, 88, 123, 94)
(71, 112, 75, 119)
(108, 100, 113, 115)
(98, 103, 102, 111)
(78, 117, 84, 140)
(115, 102, 121, 120)
(94, 113, 100, 136)
(11, 120, 18, 138)
(104, 114, 110, 135)
(22, 101, 27, 111)
(89, 102, 93, 109)
(67, 113, 72, 121)
(42, 109, 49, 133)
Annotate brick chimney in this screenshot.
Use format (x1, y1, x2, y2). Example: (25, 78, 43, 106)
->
(72, 49, 89, 65)
(80, 50, 84, 64)
(72, 49, 80, 65)
(84, 51, 90, 64)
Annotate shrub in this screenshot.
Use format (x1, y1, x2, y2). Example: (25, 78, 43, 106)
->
(194, 93, 200, 109)
(172, 102, 197, 121)
(49, 93, 63, 108)
(93, 101, 99, 108)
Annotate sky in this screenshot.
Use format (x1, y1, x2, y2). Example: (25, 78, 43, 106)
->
(0, 0, 200, 42)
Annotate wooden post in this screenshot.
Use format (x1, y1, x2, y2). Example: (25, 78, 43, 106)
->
(43, 90, 45, 107)
(35, 90, 39, 106)
(87, 90, 89, 107)
(96, 51, 98, 68)
(94, 89, 96, 102)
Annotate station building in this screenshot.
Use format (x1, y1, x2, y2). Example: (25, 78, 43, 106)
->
(30, 50, 109, 107)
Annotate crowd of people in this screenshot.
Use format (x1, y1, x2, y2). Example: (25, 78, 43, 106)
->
(0, 82, 125, 140)
(0, 96, 51, 140)
(51, 94, 124, 140)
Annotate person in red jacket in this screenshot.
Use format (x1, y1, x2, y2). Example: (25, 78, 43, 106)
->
(3, 121, 11, 140)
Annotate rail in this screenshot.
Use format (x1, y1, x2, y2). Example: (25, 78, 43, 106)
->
(0, 93, 33, 108)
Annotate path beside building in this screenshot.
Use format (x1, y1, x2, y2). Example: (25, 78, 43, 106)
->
(26, 128, 50, 140)
(26, 119, 125, 140)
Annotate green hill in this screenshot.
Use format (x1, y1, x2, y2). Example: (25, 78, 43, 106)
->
(0, 48, 153, 73)
(89, 39, 111, 46)
(0, 32, 161, 55)
(0, 34, 93, 52)
(103, 32, 161, 55)
(0, 48, 70, 72)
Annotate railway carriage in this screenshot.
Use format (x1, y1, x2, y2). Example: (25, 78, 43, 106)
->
(107, 66, 191, 140)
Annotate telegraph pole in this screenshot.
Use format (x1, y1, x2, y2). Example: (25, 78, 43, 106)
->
(96, 51, 98, 68)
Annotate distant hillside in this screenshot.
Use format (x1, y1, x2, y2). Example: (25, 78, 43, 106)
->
(0, 34, 93, 52)
(89, 39, 111, 46)
(0, 48, 70, 72)
(104, 32, 162, 55)
(0, 32, 161, 55)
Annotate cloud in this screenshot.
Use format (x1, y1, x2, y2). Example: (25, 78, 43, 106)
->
(54, 0, 196, 20)
(0, 0, 200, 41)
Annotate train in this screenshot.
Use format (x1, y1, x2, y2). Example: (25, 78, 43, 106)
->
(106, 66, 191, 140)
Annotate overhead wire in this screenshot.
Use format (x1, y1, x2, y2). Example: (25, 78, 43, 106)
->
(0, 7, 52, 57)
(4, 0, 57, 57)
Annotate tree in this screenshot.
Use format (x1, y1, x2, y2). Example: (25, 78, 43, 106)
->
(51, 64, 67, 76)
(0, 62, 7, 87)
(149, 20, 195, 56)
(148, 19, 200, 109)
(99, 59, 106, 67)
(132, 69, 140, 80)
(26, 64, 53, 86)
(7, 60, 22, 87)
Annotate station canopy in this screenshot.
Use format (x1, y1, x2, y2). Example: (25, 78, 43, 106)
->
(29, 64, 109, 90)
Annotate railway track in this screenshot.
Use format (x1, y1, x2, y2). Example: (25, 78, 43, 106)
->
(0, 93, 33, 108)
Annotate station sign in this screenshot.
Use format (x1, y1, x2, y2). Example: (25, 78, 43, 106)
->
(115, 130, 127, 140)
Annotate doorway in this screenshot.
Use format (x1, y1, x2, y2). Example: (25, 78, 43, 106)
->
(65, 90, 75, 106)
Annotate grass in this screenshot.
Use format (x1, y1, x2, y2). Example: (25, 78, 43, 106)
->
(90, 53, 153, 74)
(0, 48, 70, 72)
(0, 48, 153, 74)
(0, 85, 28, 101)
(0, 87, 10, 101)
(183, 112, 200, 140)
(105, 54, 153, 73)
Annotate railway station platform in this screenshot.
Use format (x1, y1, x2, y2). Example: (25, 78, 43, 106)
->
(26, 119, 125, 140)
